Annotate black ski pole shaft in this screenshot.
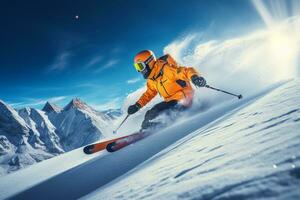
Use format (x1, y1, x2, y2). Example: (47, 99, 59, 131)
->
(205, 85, 243, 99)
(113, 114, 130, 134)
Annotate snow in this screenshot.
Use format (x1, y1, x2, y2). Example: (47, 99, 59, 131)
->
(1, 78, 298, 199)
(0, 100, 30, 137)
(18, 107, 64, 154)
(0, 146, 105, 200)
(81, 80, 300, 200)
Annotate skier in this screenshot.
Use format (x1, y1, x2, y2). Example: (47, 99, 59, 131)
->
(84, 50, 241, 154)
(127, 50, 206, 131)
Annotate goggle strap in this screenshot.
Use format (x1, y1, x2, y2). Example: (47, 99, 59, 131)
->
(144, 55, 154, 64)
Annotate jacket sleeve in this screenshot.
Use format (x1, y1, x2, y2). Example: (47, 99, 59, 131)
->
(137, 80, 158, 107)
(174, 66, 200, 81)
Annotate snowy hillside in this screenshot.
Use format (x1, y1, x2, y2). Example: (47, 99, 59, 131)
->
(0, 79, 299, 200)
(82, 80, 300, 200)
(0, 98, 113, 176)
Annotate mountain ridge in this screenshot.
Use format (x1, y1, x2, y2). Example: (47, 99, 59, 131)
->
(0, 98, 120, 176)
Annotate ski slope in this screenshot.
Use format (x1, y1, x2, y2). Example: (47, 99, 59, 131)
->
(83, 79, 300, 200)
(0, 80, 299, 199)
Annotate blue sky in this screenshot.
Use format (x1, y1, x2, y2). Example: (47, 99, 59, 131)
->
(0, 0, 265, 110)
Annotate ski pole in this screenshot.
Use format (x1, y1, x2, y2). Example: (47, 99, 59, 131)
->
(113, 114, 130, 134)
(205, 85, 243, 99)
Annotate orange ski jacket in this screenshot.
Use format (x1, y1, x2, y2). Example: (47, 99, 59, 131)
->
(137, 57, 199, 107)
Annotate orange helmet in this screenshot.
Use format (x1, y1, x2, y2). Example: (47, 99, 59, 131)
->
(134, 50, 156, 64)
(133, 50, 156, 79)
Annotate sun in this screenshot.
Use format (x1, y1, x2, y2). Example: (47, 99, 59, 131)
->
(268, 28, 297, 60)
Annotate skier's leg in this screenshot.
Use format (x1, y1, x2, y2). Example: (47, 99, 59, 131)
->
(166, 102, 190, 121)
(141, 100, 178, 130)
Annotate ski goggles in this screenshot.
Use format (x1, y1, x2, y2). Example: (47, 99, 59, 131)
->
(133, 62, 147, 72)
(133, 54, 155, 72)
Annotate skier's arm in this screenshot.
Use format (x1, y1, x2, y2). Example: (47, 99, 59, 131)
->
(137, 81, 158, 107)
(174, 66, 206, 87)
(176, 66, 199, 81)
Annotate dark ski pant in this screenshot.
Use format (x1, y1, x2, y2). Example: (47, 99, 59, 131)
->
(141, 100, 188, 131)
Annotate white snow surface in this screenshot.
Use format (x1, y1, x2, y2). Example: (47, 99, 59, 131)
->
(82, 80, 300, 200)
(0, 146, 105, 199)
(0, 79, 299, 199)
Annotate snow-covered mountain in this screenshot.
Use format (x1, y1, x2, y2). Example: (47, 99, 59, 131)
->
(0, 98, 114, 176)
(18, 107, 63, 154)
(0, 100, 30, 144)
(0, 100, 55, 176)
(49, 98, 112, 151)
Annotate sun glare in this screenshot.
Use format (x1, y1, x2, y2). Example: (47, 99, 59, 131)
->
(252, 0, 300, 78)
(267, 27, 298, 78)
(268, 28, 297, 60)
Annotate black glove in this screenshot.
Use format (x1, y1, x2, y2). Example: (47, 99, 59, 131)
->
(127, 103, 141, 115)
(191, 75, 206, 87)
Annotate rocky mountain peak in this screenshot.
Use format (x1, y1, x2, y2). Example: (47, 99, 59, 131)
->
(64, 98, 90, 111)
(42, 102, 62, 113)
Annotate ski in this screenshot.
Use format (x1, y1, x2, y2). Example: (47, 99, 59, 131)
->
(83, 131, 150, 154)
(106, 131, 150, 152)
(83, 134, 132, 154)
